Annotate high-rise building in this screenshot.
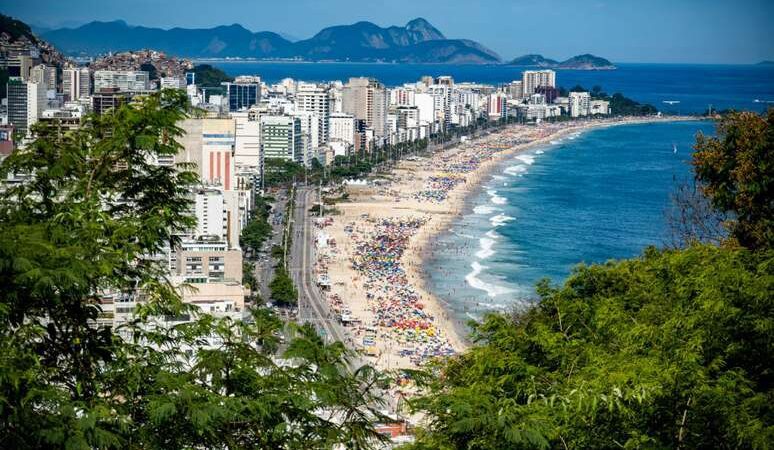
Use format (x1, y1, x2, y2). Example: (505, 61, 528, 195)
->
(506, 80, 524, 100)
(295, 82, 330, 145)
(224, 81, 260, 112)
(522, 70, 556, 96)
(178, 118, 237, 190)
(232, 111, 262, 168)
(94, 70, 150, 92)
(293, 110, 319, 167)
(260, 115, 302, 162)
(328, 112, 356, 147)
(342, 77, 387, 141)
(62, 67, 91, 101)
(30, 65, 56, 91)
(7, 77, 28, 136)
(569, 91, 591, 117)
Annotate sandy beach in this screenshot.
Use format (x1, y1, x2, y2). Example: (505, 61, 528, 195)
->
(313, 116, 699, 370)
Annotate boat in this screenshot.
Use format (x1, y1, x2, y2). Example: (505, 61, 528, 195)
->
(673, 143, 678, 154)
(663, 100, 681, 105)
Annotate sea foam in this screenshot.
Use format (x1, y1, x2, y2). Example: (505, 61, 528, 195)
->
(504, 165, 528, 176)
(490, 214, 515, 227)
(473, 204, 498, 215)
(475, 237, 496, 259)
(465, 261, 513, 297)
(516, 154, 536, 165)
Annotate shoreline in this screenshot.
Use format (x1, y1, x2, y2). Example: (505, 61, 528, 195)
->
(411, 115, 704, 345)
(316, 115, 702, 369)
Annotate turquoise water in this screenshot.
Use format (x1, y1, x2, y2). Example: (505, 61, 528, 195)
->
(424, 120, 717, 323)
(213, 62, 774, 114)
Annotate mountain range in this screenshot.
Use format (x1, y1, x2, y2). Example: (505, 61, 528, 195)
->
(509, 53, 616, 70)
(41, 18, 502, 64)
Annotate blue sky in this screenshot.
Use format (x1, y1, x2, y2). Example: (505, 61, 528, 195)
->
(4, 0, 773, 63)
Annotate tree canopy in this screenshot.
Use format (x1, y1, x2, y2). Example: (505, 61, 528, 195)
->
(0, 90, 387, 449)
(693, 109, 774, 250)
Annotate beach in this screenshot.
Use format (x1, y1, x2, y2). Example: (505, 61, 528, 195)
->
(313, 116, 698, 370)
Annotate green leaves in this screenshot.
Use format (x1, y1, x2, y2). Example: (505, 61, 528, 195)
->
(0, 91, 388, 449)
(407, 245, 774, 449)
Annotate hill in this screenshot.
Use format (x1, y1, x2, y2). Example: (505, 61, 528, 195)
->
(508, 53, 616, 70)
(558, 53, 615, 69)
(42, 18, 501, 64)
(508, 54, 559, 67)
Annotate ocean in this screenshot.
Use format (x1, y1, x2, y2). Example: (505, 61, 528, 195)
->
(212, 62, 774, 114)
(425, 120, 717, 322)
(210, 62, 768, 323)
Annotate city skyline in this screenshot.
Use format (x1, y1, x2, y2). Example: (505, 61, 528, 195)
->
(4, 0, 773, 64)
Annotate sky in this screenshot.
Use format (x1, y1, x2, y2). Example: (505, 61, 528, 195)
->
(3, 0, 773, 64)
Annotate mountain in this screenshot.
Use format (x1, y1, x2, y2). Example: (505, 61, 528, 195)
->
(42, 18, 501, 64)
(0, 14, 68, 68)
(41, 21, 293, 58)
(508, 53, 615, 70)
(508, 54, 559, 67)
(757, 60, 774, 66)
(558, 54, 615, 69)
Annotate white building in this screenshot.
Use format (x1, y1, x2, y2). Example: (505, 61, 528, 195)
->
(590, 99, 611, 115)
(30, 65, 56, 91)
(293, 110, 320, 167)
(295, 82, 330, 145)
(160, 77, 186, 90)
(328, 112, 356, 148)
(194, 189, 226, 238)
(94, 70, 150, 92)
(232, 111, 262, 170)
(569, 92, 591, 117)
(62, 67, 91, 101)
(522, 70, 556, 96)
(413, 93, 436, 124)
(26, 80, 47, 135)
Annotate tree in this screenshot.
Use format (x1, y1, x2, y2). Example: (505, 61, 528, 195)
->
(269, 268, 298, 307)
(0, 90, 387, 449)
(693, 109, 774, 250)
(406, 245, 774, 450)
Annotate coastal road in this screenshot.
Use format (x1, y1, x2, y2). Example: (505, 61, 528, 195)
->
(289, 186, 351, 348)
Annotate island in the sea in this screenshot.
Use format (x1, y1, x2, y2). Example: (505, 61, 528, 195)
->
(509, 53, 616, 70)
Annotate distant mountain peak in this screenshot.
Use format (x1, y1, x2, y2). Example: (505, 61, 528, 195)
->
(41, 18, 499, 64)
(405, 17, 444, 41)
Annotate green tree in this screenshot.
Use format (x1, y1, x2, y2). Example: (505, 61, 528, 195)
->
(269, 268, 298, 307)
(693, 109, 774, 250)
(0, 90, 387, 449)
(406, 245, 774, 450)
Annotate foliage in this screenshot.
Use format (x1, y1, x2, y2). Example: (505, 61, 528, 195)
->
(243, 261, 258, 291)
(269, 267, 298, 307)
(0, 13, 38, 43)
(139, 62, 158, 80)
(0, 90, 387, 449)
(240, 195, 273, 255)
(264, 158, 305, 186)
(693, 109, 774, 250)
(192, 63, 233, 87)
(406, 245, 774, 449)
